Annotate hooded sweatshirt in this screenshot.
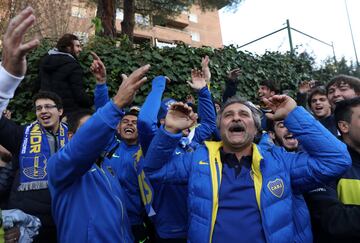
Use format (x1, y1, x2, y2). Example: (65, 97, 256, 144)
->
(38, 49, 93, 114)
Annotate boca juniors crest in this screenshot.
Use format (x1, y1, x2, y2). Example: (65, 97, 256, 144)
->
(267, 178, 284, 198)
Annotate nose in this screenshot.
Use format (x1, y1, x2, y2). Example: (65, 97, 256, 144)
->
(333, 88, 341, 97)
(232, 113, 242, 122)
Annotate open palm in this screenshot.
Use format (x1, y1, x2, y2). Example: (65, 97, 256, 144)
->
(187, 69, 207, 91)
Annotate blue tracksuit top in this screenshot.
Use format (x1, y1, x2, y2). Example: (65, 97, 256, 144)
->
(143, 107, 351, 243)
(48, 101, 133, 243)
(95, 82, 148, 225)
(138, 76, 217, 238)
(104, 141, 145, 225)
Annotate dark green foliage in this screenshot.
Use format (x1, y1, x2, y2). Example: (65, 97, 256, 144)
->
(4, 37, 359, 124)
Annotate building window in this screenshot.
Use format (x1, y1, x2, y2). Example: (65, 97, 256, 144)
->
(116, 9, 123, 20)
(71, 6, 87, 18)
(189, 13, 198, 23)
(135, 13, 150, 26)
(73, 31, 89, 43)
(191, 32, 200, 42)
(156, 39, 176, 48)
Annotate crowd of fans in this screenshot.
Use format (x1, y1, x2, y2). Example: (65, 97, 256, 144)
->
(0, 7, 359, 243)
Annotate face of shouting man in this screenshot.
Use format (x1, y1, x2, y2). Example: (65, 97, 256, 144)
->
(327, 82, 357, 108)
(270, 120, 298, 152)
(310, 94, 332, 119)
(219, 103, 258, 152)
(35, 98, 63, 133)
(258, 85, 275, 100)
(118, 114, 138, 145)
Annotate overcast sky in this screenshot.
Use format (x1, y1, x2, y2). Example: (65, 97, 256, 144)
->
(219, 0, 360, 65)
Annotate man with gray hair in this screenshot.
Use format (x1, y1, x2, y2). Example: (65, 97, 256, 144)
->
(143, 95, 350, 242)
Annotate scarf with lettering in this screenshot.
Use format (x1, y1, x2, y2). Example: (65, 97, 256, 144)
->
(18, 121, 68, 191)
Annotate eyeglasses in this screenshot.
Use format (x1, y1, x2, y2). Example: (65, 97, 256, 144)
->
(35, 104, 57, 112)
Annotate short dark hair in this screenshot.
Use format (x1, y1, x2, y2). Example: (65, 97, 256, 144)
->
(265, 118, 275, 132)
(33, 91, 63, 110)
(334, 97, 360, 132)
(66, 109, 93, 133)
(259, 80, 280, 94)
(124, 109, 139, 117)
(56, 33, 79, 53)
(326, 74, 360, 95)
(214, 100, 222, 107)
(307, 87, 327, 108)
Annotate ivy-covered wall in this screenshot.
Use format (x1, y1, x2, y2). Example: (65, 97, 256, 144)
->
(5, 37, 350, 123)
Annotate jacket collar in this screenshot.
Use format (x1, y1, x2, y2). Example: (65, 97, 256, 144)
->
(347, 144, 360, 166)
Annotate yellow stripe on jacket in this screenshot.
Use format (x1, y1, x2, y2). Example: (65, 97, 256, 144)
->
(337, 178, 360, 205)
(205, 141, 263, 242)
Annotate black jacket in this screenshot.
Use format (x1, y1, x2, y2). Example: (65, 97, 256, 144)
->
(39, 53, 93, 115)
(304, 144, 360, 243)
(319, 115, 338, 137)
(0, 117, 57, 242)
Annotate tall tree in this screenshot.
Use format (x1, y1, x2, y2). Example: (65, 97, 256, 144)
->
(96, 0, 116, 37)
(0, 0, 72, 41)
(95, 0, 242, 41)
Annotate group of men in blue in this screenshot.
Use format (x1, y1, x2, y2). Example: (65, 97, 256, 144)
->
(1, 7, 360, 243)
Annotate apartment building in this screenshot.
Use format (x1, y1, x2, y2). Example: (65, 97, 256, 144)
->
(68, 1, 223, 48)
(0, 1, 223, 48)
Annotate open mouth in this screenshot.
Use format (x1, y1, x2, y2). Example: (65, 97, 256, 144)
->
(315, 106, 323, 111)
(40, 115, 51, 123)
(284, 134, 296, 141)
(124, 127, 135, 134)
(229, 124, 245, 133)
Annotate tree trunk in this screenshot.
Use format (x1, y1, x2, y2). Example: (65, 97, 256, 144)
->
(97, 0, 116, 37)
(121, 0, 135, 42)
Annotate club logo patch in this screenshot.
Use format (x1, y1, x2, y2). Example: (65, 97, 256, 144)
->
(267, 178, 284, 198)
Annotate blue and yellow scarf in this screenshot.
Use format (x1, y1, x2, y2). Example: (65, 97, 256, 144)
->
(18, 121, 68, 191)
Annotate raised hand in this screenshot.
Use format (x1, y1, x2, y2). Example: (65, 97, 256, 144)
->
(201, 55, 211, 83)
(1, 7, 40, 77)
(187, 69, 207, 91)
(2, 109, 11, 119)
(164, 102, 198, 134)
(298, 80, 311, 94)
(113, 64, 150, 108)
(90, 52, 106, 84)
(263, 95, 297, 121)
(228, 68, 241, 81)
(4, 226, 20, 243)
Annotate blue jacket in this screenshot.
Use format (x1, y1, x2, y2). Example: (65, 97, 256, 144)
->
(104, 141, 146, 225)
(143, 107, 351, 243)
(95, 82, 149, 226)
(138, 76, 217, 238)
(48, 101, 133, 243)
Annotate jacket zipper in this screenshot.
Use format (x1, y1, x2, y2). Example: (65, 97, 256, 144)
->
(99, 165, 126, 242)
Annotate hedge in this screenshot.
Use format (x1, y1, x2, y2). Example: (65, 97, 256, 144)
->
(4, 36, 357, 123)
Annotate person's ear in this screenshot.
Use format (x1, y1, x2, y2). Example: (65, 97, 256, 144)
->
(269, 131, 276, 140)
(58, 108, 64, 117)
(160, 118, 165, 125)
(337, 121, 349, 134)
(270, 91, 275, 96)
